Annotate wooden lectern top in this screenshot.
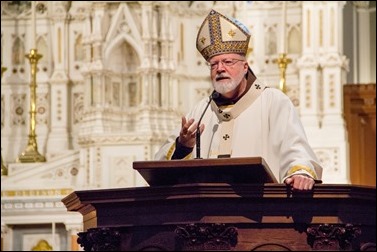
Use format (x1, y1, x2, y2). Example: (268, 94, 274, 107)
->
(133, 157, 278, 186)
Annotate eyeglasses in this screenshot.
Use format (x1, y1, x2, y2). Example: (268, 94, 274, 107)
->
(206, 58, 245, 70)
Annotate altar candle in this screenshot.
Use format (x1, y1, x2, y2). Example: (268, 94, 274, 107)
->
(281, 1, 287, 53)
(31, 1, 36, 49)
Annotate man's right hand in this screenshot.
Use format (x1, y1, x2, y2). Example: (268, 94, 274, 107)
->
(178, 116, 204, 148)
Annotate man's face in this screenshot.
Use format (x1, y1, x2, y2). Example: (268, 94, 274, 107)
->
(208, 53, 247, 95)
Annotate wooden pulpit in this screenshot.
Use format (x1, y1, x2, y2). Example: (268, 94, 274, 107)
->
(133, 157, 278, 186)
(62, 157, 376, 251)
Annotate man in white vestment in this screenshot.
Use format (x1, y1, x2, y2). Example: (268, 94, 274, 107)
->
(155, 9, 323, 191)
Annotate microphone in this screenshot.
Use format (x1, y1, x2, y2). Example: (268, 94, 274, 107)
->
(195, 90, 220, 159)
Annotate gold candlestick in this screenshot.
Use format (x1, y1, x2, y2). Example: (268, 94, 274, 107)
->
(18, 49, 46, 163)
(1, 152, 7, 176)
(1, 66, 8, 175)
(273, 53, 292, 94)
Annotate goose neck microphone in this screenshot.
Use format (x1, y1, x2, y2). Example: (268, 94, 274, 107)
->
(195, 90, 220, 159)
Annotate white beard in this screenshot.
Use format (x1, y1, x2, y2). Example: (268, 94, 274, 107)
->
(213, 70, 246, 95)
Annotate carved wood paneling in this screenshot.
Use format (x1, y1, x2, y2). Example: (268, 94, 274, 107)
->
(77, 228, 121, 251)
(307, 224, 361, 251)
(175, 223, 238, 251)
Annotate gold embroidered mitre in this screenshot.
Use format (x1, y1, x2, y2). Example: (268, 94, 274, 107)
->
(196, 9, 251, 61)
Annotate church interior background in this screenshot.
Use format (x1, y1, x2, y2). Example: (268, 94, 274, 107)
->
(1, 1, 375, 251)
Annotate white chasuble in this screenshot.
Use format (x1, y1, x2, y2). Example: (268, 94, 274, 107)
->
(155, 79, 323, 183)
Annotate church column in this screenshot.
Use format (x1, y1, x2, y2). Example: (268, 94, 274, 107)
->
(64, 223, 83, 251)
(1, 223, 11, 251)
(91, 2, 106, 68)
(354, 2, 374, 83)
(159, 2, 169, 109)
(297, 2, 321, 127)
(167, 7, 176, 111)
(139, 2, 153, 107)
(135, 2, 158, 133)
(155, 2, 180, 134)
(81, 11, 93, 110)
(46, 1, 71, 155)
(150, 6, 159, 107)
(319, 2, 349, 126)
(90, 2, 107, 109)
(318, 2, 349, 184)
(78, 8, 95, 138)
(299, 2, 350, 184)
(85, 2, 109, 134)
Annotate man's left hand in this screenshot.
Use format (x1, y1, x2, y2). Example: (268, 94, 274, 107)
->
(284, 174, 315, 190)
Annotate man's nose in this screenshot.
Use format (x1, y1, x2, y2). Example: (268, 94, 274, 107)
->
(216, 61, 226, 71)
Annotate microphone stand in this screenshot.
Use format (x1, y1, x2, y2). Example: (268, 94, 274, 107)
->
(195, 91, 219, 159)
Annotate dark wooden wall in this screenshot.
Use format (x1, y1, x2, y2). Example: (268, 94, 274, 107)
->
(344, 83, 376, 186)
